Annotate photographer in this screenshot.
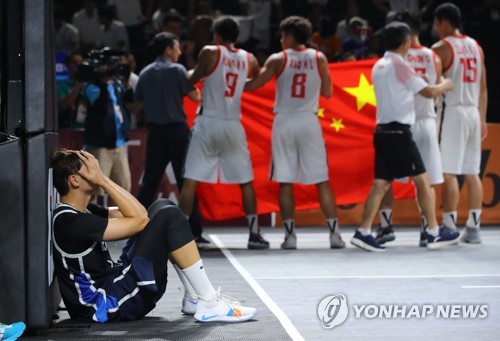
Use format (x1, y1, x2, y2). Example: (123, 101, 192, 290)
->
(82, 50, 132, 204)
(57, 52, 83, 129)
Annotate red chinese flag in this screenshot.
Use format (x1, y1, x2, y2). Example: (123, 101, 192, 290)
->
(184, 59, 415, 220)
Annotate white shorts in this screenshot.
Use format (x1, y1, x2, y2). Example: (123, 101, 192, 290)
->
(270, 113, 329, 184)
(183, 116, 253, 184)
(438, 105, 481, 175)
(411, 118, 444, 185)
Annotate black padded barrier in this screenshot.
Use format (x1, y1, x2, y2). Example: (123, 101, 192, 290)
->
(0, 134, 26, 323)
(24, 0, 57, 134)
(26, 133, 61, 328)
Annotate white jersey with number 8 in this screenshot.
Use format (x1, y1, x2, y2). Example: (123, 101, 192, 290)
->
(274, 48, 322, 114)
(199, 45, 249, 120)
(441, 34, 482, 107)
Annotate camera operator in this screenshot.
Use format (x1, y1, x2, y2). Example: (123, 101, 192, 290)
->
(57, 52, 84, 129)
(82, 50, 132, 205)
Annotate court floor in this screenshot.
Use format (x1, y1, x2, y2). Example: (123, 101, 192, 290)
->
(28, 227, 500, 341)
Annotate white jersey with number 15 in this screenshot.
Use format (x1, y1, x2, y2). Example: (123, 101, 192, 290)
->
(441, 34, 482, 107)
(274, 48, 322, 115)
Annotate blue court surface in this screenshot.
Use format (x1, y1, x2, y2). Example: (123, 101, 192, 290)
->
(27, 227, 500, 341)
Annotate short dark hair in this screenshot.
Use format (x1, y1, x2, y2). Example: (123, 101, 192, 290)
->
(384, 22, 411, 50)
(213, 17, 239, 43)
(163, 12, 184, 26)
(52, 149, 82, 196)
(152, 32, 178, 56)
(54, 6, 65, 21)
(394, 11, 421, 35)
(434, 3, 462, 28)
(280, 16, 312, 45)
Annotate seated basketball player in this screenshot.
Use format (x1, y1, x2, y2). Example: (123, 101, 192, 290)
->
(51, 149, 256, 322)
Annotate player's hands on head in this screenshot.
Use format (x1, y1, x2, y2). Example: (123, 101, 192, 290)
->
(75, 150, 106, 186)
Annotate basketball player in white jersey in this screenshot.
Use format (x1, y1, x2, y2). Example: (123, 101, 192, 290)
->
(245, 16, 344, 249)
(376, 12, 445, 247)
(432, 3, 487, 243)
(178, 17, 270, 250)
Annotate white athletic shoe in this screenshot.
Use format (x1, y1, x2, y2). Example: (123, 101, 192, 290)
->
(194, 288, 257, 323)
(181, 293, 198, 315)
(329, 232, 345, 249)
(281, 233, 297, 249)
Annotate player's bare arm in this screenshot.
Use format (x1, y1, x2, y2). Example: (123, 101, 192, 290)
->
(317, 51, 333, 98)
(76, 151, 149, 241)
(478, 45, 488, 140)
(434, 52, 444, 83)
(244, 52, 283, 91)
(247, 53, 261, 79)
(431, 41, 452, 74)
(188, 46, 218, 85)
(419, 78, 454, 99)
(187, 88, 201, 102)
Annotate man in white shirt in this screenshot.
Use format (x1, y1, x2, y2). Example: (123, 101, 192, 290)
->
(240, 0, 283, 49)
(72, 0, 101, 51)
(376, 11, 445, 248)
(350, 22, 458, 252)
(97, 5, 130, 51)
(54, 7, 79, 53)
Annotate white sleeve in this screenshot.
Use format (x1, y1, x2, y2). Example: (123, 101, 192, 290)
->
(394, 59, 427, 94)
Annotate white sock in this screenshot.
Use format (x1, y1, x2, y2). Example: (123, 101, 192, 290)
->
(443, 211, 457, 228)
(379, 209, 392, 228)
(181, 260, 216, 304)
(283, 219, 294, 235)
(247, 214, 259, 234)
(327, 218, 339, 234)
(420, 215, 428, 232)
(173, 263, 196, 298)
(357, 227, 371, 236)
(426, 225, 440, 237)
(466, 209, 481, 229)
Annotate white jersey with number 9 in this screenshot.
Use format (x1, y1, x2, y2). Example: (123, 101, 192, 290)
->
(199, 45, 249, 120)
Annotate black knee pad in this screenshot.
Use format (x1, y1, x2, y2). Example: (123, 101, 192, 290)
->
(148, 205, 193, 251)
(147, 198, 178, 218)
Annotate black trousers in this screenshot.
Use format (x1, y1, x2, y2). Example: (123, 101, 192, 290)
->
(137, 123, 203, 237)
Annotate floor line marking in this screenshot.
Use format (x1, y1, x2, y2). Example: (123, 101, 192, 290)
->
(461, 285, 500, 289)
(209, 234, 304, 341)
(253, 274, 500, 280)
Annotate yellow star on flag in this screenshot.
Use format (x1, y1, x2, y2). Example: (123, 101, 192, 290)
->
(330, 118, 345, 132)
(317, 108, 325, 118)
(343, 73, 377, 111)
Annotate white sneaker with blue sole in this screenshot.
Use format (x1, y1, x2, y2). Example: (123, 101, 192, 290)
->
(194, 287, 257, 323)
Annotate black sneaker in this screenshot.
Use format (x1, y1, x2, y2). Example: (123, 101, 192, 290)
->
(195, 236, 213, 249)
(419, 232, 427, 247)
(426, 226, 460, 250)
(375, 226, 395, 245)
(351, 230, 386, 252)
(247, 233, 270, 249)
